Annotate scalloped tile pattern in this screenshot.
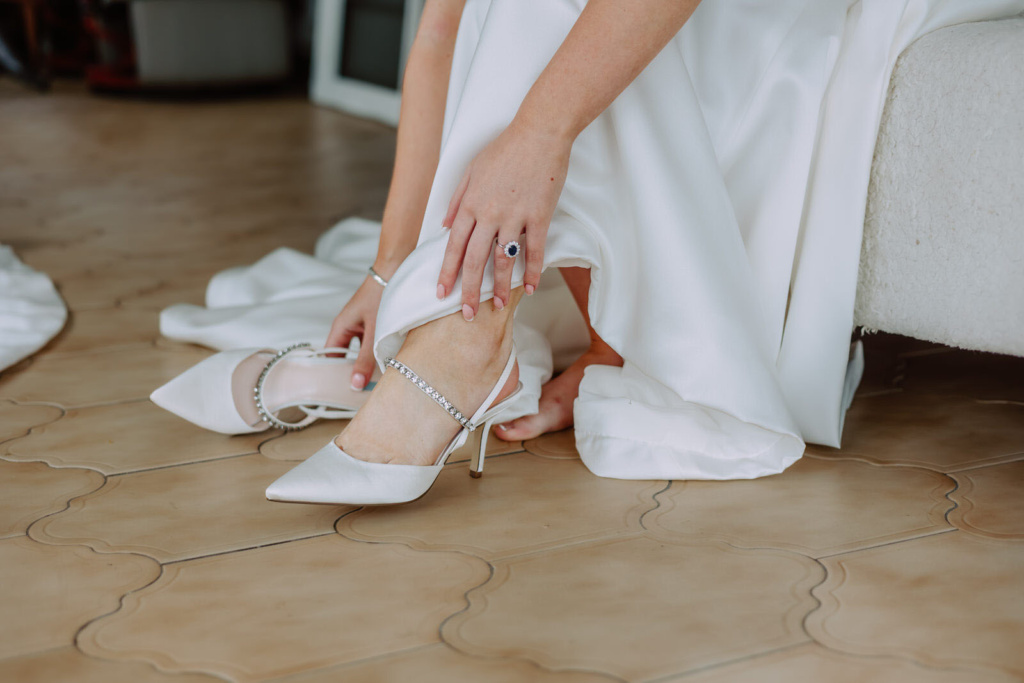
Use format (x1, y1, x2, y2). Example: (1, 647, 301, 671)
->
(5, 82, 1024, 682)
(810, 392, 1024, 471)
(284, 644, 617, 683)
(0, 399, 63, 443)
(808, 532, 1024, 677)
(678, 643, 1016, 683)
(949, 460, 1024, 540)
(0, 646, 222, 683)
(339, 452, 662, 559)
(0, 459, 104, 538)
(647, 457, 953, 556)
(79, 535, 489, 682)
(31, 454, 348, 562)
(3, 399, 267, 474)
(0, 536, 159, 659)
(444, 536, 822, 680)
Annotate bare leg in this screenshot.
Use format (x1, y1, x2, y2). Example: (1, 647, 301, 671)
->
(494, 267, 622, 440)
(337, 289, 523, 466)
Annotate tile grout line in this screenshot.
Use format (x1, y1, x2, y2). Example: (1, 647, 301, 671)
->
(643, 641, 812, 682)
(942, 476, 962, 526)
(946, 451, 1024, 474)
(436, 562, 630, 683)
(445, 447, 528, 467)
(973, 398, 1024, 407)
(799, 555, 830, 644)
(638, 480, 672, 531)
(0, 643, 84, 667)
(492, 530, 647, 564)
(799, 626, 1016, 679)
(23, 469, 110, 548)
(814, 527, 959, 561)
(804, 451, 1021, 477)
(262, 643, 444, 683)
(70, 559, 171, 673)
(105, 449, 266, 478)
(161, 530, 342, 566)
(323, 512, 624, 683)
(0, 399, 67, 449)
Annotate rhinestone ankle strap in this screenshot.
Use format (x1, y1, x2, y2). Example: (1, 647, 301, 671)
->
(254, 342, 313, 431)
(385, 358, 473, 431)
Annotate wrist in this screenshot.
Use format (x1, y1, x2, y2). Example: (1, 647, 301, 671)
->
(509, 102, 579, 149)
(371, 252, 408, 281)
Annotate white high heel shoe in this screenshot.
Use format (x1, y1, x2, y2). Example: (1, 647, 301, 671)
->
(150, 343, 378, 435)
(265, 345, 521, 505)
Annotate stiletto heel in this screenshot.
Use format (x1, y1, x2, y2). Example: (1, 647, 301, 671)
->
(266, 345, 521, 505)
(468, 418, 495, 478)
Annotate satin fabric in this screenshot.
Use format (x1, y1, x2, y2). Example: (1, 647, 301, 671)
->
(161, 0, 1024, 481)
(0, 245, 67, 373)
(375, 0, 1024, 480)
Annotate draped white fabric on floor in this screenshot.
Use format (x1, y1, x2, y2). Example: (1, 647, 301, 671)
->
(161, 0, 1024, 480)
(0, 246, 67, 373)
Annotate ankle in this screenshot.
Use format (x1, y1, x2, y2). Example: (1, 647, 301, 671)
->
(585, 337, 623, 365)
(410, 302, 513, 364)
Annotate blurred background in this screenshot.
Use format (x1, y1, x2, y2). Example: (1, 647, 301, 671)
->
(0, 0, 421, 124)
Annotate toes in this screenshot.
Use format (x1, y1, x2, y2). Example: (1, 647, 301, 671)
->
(493, 414, 547, 442)
(493, 419, 523, 441)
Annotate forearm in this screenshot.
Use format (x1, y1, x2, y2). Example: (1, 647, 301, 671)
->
(513, 0, 701, 144)
(375, 0, 466, 278)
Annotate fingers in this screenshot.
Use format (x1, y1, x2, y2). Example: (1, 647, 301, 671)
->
(438, 170, 473, 301)
(460, 220, 498, 320)
(443, 171, 471, 229)
(491, 228, 522, 310)
(523, 220, 547, 295)
(325, 314, 359, 352)
(349, 320, 376, 390)
(437, 212, 474, 301)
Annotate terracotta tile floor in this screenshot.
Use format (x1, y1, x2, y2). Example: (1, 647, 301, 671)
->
(2, 82, 1023, 682)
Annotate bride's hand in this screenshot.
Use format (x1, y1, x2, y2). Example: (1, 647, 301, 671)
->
(325, 274, 388, 390)
(437, 121, 571, 320)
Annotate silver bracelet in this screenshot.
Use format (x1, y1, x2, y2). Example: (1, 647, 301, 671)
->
(368, 266, 388, 288)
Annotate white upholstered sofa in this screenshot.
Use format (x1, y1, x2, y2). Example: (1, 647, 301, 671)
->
(856, 16, 1024, 357)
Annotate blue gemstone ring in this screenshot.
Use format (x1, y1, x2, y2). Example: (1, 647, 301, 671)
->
(496, 238, 521, 259)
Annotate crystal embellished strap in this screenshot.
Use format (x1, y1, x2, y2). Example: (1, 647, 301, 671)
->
(254, 342, 314, 431)
(385, 358, 473, 431)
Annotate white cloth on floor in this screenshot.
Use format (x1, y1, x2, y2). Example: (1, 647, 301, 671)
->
(160, 0, 1024, 481)
(0, 245, 67, 373)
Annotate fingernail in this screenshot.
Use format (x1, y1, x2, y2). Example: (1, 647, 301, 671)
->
(350, 373, 366, 390)
(525, 284, 535, 295)
(497, 423, 509, 430)
(436, 284, 446, 300)
(493, 296, 504, 310)
(462, 304, 475, 321)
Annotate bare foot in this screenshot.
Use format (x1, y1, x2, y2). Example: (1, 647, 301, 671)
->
(494, 340, 623, 441)
(336, 293, 521, 466)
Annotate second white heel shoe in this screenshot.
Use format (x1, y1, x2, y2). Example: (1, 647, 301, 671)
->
(265, 346, 521, 505)
(150, 343, 379, 435)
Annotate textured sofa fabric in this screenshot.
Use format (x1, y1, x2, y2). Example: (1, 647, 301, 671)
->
(856, 16, 1024, 356)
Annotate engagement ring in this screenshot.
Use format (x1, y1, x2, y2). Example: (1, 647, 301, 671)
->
(496, 239, 521, 258)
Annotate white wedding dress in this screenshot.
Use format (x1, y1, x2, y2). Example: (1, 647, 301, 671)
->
(160, 0, 1024, 480)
